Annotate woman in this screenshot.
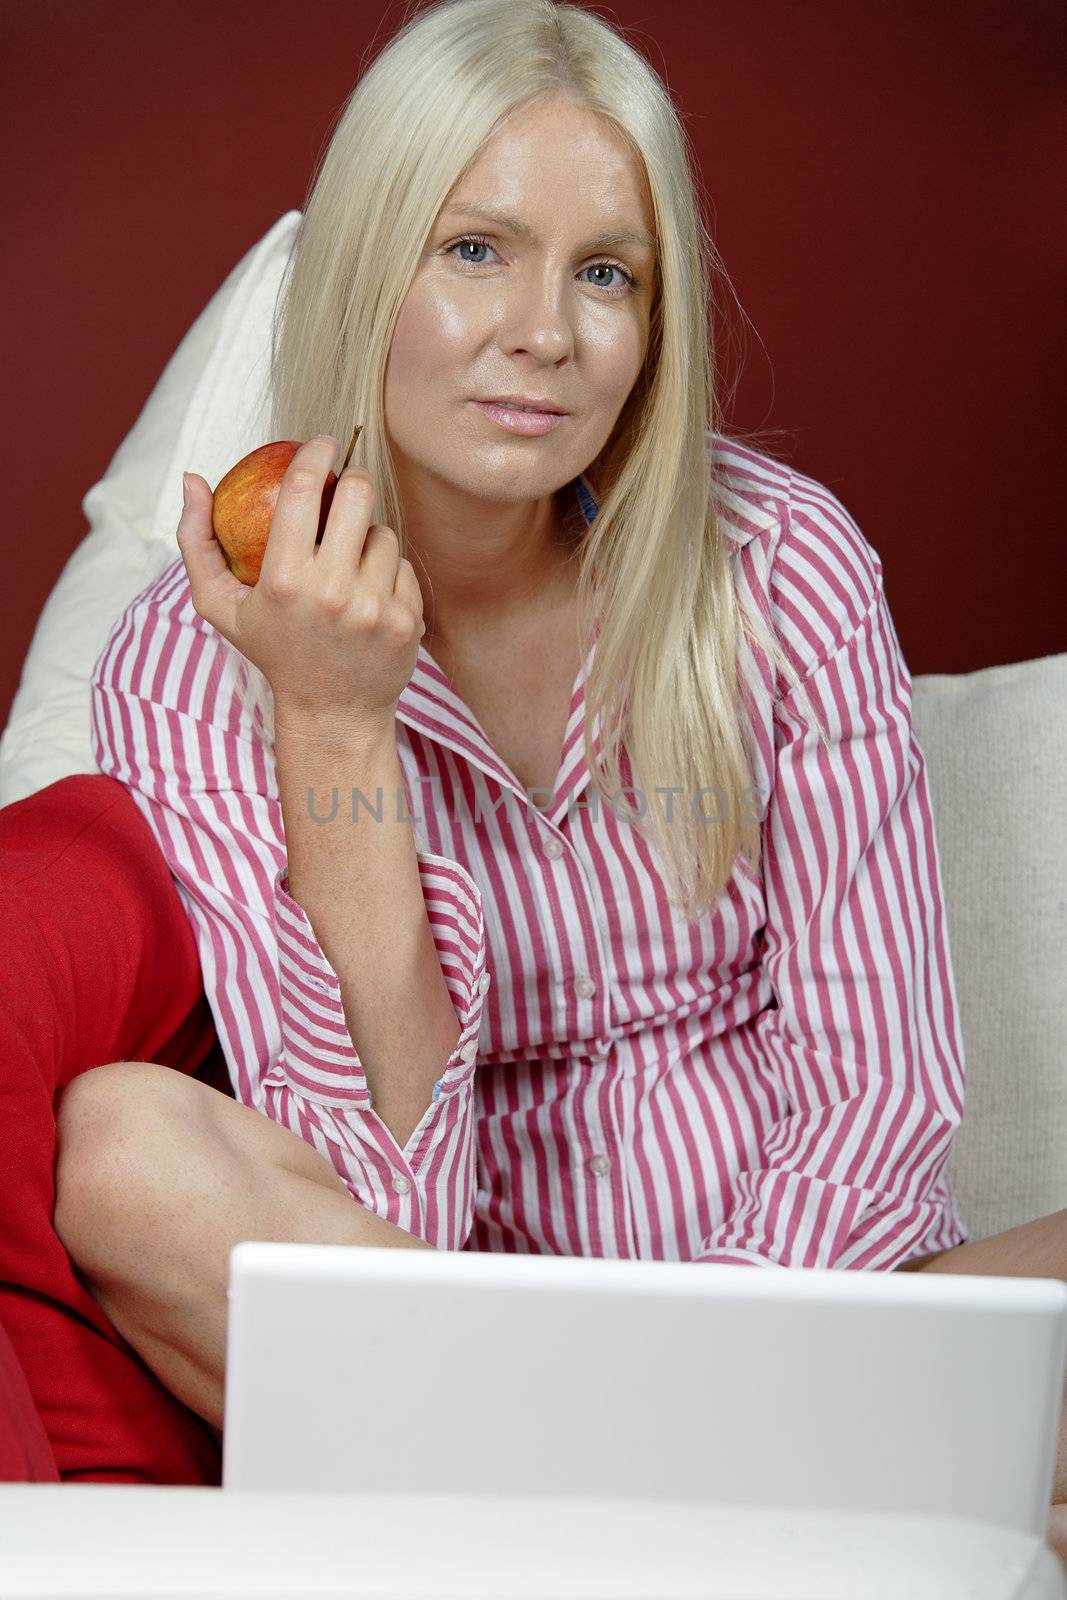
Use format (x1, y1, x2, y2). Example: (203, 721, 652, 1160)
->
(43, 0, 1066, 1551)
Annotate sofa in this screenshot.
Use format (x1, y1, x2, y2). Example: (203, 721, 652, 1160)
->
(1, 210, 1064, 1479)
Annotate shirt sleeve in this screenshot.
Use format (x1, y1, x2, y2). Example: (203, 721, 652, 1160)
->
(694, 491, 968, 1272)
(89, 558, 486, 1252)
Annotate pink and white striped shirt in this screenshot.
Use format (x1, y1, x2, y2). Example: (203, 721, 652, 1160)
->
(90, 433, 970, 1269)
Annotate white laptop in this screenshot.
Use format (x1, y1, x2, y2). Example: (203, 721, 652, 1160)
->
(222, 1241, 1067, 1539)
(2, 1249, 1064, 1600)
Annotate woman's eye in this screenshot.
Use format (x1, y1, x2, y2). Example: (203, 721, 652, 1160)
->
(447, 235, 636, 295)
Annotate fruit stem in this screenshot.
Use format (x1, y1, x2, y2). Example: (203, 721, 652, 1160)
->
(340, 424, 362, 473)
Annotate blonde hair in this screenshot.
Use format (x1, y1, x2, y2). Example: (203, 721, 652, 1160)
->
(262, 0, 830, 923)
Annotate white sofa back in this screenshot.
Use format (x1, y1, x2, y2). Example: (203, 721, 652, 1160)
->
(912, 652, 1067, 1239)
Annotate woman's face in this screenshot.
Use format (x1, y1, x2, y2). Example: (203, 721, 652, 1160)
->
(384, 94, 657, 510)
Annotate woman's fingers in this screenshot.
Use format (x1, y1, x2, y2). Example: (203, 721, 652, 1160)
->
(176, 472, 245, 633)
(173, 437, 423, 723)
(393, 554, 427, 637)
(260, 435, 349, 586)
(357, 524, 403, 595)
(309, 466, 379, 589)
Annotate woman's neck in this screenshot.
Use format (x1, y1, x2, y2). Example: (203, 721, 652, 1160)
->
(417, 485, 583, 658)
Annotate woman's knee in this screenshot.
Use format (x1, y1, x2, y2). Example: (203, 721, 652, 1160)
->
(54, 1058, 350, 1264)
(56, 1060, 195, 1171)
(894, 1249, 949, 1272)
(901, 1210, 1067, 1280)
(53, 1061, 223, 1268)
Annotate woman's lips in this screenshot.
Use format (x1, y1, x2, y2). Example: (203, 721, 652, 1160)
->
(471, 401, 566, 435)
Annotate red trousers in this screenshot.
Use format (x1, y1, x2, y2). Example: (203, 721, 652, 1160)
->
(0, 773, 228, 1484)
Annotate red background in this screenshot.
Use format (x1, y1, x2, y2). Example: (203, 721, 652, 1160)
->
(2, 0, 1064, 734)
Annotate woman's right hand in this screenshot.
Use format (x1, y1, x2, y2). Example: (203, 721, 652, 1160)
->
(176, 435, 425, 738)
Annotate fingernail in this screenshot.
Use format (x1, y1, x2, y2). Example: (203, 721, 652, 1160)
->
(182, 472, 192, 509)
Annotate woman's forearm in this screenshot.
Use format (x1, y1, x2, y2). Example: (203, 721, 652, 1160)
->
(274, 707, 461, 1150)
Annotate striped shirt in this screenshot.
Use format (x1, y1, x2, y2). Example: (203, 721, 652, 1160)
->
(90, 432, 970, 1269)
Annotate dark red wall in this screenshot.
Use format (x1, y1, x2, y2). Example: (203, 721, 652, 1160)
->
(2, 0, 1064, 733)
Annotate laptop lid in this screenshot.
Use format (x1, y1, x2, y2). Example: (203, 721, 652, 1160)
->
(222, 1242, 1067, 1536)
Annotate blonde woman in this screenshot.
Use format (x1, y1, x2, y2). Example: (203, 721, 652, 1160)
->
(48, 0, 1066, 1554)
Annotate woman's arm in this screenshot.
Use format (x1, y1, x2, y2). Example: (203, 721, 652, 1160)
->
(695, 487, 968, 1271)
(90, 559, 486, 1251)
(275, 708, 461, 1151)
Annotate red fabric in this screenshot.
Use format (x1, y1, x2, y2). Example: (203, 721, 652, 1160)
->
(0, 1318, 58, 1482)
(0, 772, 228, 1484)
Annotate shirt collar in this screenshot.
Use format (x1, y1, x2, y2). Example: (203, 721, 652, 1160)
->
(582, 449, 779, 551)
(394, 455, 774, 817)
(395, 472, 603, 820)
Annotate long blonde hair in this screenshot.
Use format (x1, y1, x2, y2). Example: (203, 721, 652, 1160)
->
(263, 0, 829, 923)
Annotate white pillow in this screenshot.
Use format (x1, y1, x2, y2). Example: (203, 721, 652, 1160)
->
(910, 651, 1067, 1240)
(0, 210, 303, 811)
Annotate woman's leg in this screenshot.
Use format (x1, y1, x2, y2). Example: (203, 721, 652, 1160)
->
(0, 774, 225, 1484)
(53, 1058, 433, 1430)
(895, 1210, 1067, 1564)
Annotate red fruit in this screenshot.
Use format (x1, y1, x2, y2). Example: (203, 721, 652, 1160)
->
(211, 440, 339, 586)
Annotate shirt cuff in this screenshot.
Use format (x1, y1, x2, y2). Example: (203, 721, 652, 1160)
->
(271, 847, 487, 1108)
(693, 1247, 783, 1268)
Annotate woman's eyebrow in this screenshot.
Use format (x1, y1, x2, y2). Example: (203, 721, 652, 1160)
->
(441, 202, 655, 255)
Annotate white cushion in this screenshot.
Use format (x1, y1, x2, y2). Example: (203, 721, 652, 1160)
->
(0, 210, 303, 811)
(911, 651, 1067, 1240)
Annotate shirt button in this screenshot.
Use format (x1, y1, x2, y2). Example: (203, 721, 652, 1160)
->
(478, 971, 492, 995)
(391, 1173, 411, 1195)
(588, 1154, 611, 1177)
(460, 1040, 479, 1064)
(574, 975, 597, 999)
(542, 837, 564, 860)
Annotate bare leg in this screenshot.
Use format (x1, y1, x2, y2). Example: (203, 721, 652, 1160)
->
(53, 1061, 433, 1432)
(896, 1210, 1067, 1567)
